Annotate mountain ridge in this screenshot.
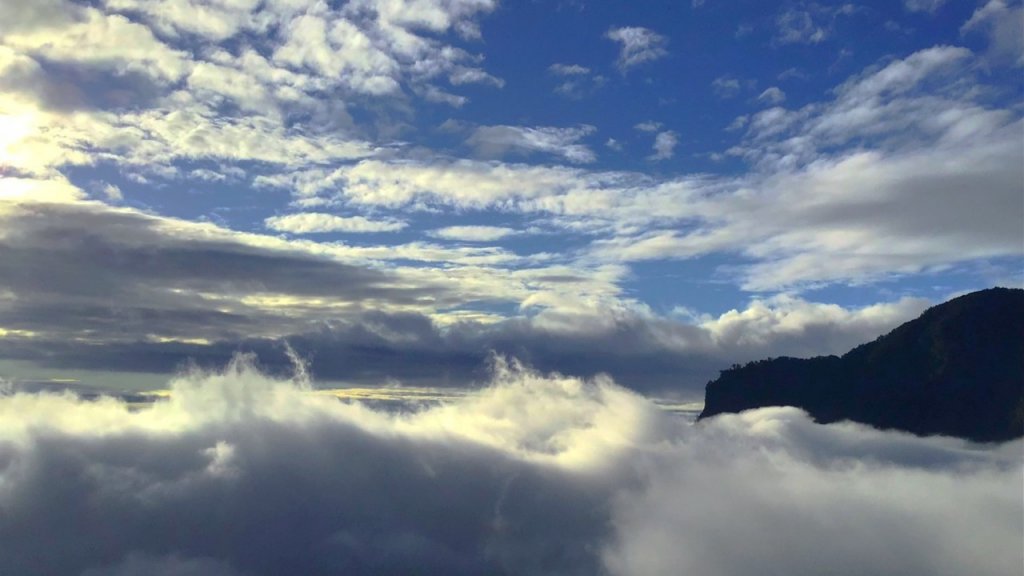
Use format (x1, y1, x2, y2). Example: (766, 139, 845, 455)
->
(698, 287, 1024, 442)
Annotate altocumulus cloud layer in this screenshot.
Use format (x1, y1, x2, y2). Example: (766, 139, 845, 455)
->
(1, 357, 1019, 576)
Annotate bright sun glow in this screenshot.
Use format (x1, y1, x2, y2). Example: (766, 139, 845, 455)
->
(0, 112, 35, 167)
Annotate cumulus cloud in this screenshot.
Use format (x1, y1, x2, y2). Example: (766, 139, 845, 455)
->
(100, 188, 124, 207)
(0, 0, 503, 187)
(606, 26, 669, 71)
(0, 357, 1019, 575)
(272, 13, 400, 95)
(467, 124, 598, 164)
(1, 4, 193, 83)
(648, 131, 678, 161)
(694, 294, 932, 356)
(265, 212, 407, 234)
(103, 0, 263, 41)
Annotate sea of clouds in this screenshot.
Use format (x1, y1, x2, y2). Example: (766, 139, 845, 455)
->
(0, 356, 1020, 576)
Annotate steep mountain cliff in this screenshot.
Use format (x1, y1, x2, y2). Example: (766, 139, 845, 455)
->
(698, 288, 1024, 442)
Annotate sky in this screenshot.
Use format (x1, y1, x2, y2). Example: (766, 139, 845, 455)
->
(0, 3, 1022, 572)
(0, 0, 1022, 396)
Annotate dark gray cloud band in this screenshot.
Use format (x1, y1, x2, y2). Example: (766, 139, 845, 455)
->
(0, 201, 933, 395)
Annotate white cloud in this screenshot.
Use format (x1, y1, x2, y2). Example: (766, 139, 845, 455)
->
(726, 115, 749, 131)
(547, 63, 596, 99)
(0, 357, 1018, 575)
(4, 0, 1017, 306)
(332, 159, 574, 209)
(586, 46, 1023, 289)
(758, 86, 786, 105)
(0, 176, 85, 203)
(360, 0, 498, 36)
(592, 117, 1023, 289)
(298, 159, 711, 230)
(552, 69, 606, 99)
(467, 124, 598, 164)
(0, 0, 504, 187)
(116, 100, 376, 167)
(604, 406, 1022, 576)
(0, 40, 376, 182)
(904, 0, 946, 13)
(606, 26, 669, 71)
(554, 80, 582, 98)
(2, 4, 193, 83)
(255, 44, 1020, 292)
(711, 75, 741, 98)
(773, 3, 857, 45)
(103, 0, 262, 41)
(735, 45, 978, 168)
(189, 166, 246, 183)
(272, 13, 401, 95)
(778, 67, 809, 81)
(429, 225, 519, 242)
(961, 0, 1024, 67)
(649, 131, 678, 161)
(549, 63, 590, 75)
(97, 0, 503, 97)
(634, 121, 662, 132)
(697, 294, 931, 354)
(186, 60, 277, 114)
(101, 183, 123, 202)
(775, 8, 826, 44)
(774, 5, 831, 45)
(420, 84, 469, 107)
(448, 66, 505, 87)
(0, 0, 79, 33)
(265, 212, 407, 234)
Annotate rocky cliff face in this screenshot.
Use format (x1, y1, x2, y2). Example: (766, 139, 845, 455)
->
(699, 288, 1024, 442)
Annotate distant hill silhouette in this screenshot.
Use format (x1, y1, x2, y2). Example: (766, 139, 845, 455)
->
(698, 288, 1024, 442)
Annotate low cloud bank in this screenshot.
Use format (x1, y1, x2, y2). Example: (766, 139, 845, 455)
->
(0, 199, 936, 396)
(0, 357, 1019, 575)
